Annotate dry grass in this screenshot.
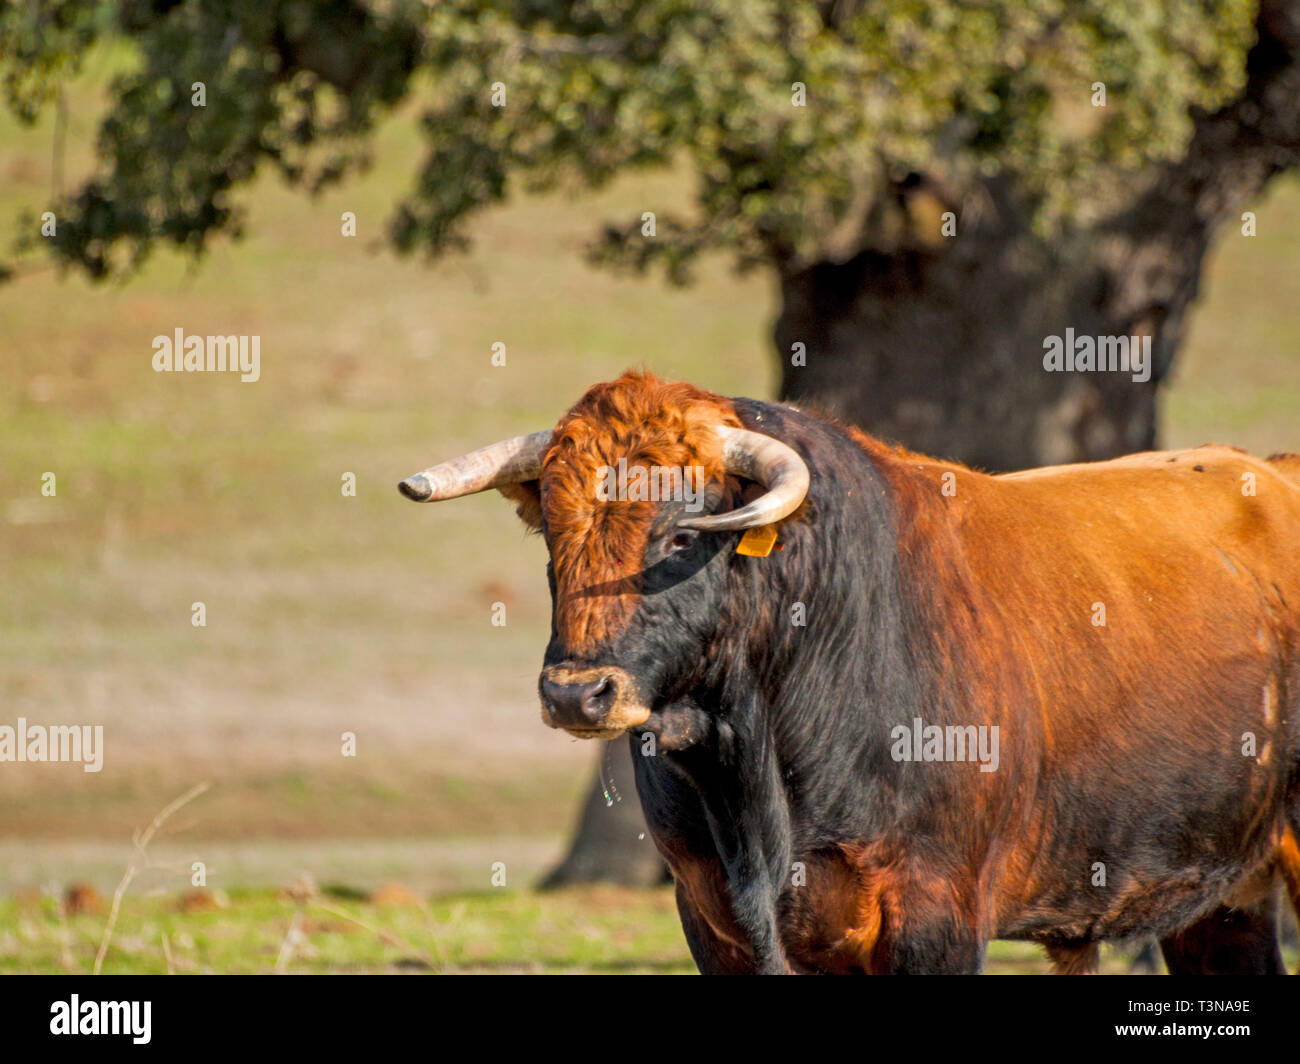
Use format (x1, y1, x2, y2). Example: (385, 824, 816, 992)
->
(94, 782, 210, 974)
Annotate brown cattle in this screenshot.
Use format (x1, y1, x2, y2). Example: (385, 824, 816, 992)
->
(402, 372, 1300, 973)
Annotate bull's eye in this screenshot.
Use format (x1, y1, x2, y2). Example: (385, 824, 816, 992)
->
(668, 530, 697, 553)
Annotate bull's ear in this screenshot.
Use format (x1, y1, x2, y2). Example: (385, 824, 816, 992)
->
(497, 481, 543, 531)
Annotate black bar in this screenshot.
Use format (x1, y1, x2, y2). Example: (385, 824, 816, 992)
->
(0, 974, 1286, 1051)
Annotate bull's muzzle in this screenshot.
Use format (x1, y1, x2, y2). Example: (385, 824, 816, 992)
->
(538, 665, 651, 738)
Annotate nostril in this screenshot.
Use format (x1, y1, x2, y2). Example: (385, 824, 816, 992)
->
(582, 676, 617, 721)
(540, 677, 564, 712)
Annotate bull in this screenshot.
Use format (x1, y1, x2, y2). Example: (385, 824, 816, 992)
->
(400, 372, 1300, 974)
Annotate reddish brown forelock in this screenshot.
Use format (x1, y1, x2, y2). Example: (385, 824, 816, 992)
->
(539, 372, 740, 656)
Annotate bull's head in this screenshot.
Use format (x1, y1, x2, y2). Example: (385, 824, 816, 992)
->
(398, 373, 809, 740)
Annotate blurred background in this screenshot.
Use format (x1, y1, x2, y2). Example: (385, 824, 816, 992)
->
(1, 1, 1297, 973)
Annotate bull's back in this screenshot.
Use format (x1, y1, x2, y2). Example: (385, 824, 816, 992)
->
(981, 446, 1300, 690)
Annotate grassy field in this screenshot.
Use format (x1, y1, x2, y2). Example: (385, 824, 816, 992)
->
(0, 886, 697, 976)
(17, 884, 1282, 975)
(1, 42, 1298, 974)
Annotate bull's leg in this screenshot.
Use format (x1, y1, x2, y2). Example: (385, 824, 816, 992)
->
(725, 868, 790, 974)
(636, 745, 783, 973)
(1159, 897, 1285, 975)
(673, 881, 755, 974)
(657, 714, 794, 974)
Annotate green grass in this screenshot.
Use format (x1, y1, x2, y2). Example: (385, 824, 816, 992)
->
(0, 886, 695, 975)
(10, 884, 1263, 975)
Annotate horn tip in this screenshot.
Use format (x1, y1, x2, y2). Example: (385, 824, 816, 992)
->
(398, 475, 434, 502)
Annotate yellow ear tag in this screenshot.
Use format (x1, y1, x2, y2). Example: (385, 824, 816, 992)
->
(736, 525, 778, 557)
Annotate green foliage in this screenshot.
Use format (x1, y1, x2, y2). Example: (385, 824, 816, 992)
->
(0, 0, 105, 122)
(1, 0, 1259, 282)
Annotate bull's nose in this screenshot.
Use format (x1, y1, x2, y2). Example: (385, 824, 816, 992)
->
(540, 675, 618, 729)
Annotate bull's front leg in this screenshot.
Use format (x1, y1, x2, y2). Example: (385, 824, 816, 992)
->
(636, 706, 795, 973)
(714, 835, 790, 974)
(671, 874, 756, 974)
(633, 732, 771, 973)
(681, 712, 794, 974)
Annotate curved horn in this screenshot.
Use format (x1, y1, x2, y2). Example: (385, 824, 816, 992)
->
(398, 430, 552, 502)
(678, 425, 810, 531)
